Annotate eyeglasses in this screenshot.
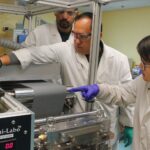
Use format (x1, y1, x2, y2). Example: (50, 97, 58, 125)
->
(140, 60, 150, 70)
(57, 11, 76, 16)
(72, 31, 91, 41)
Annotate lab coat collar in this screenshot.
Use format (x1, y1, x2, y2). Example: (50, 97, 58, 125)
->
(96, 42, 121, 80)
(74, 42, 114, 70)
(66, 39, 89, 69)
(75, 51, 89, 70)
(48, 22, 62, 40)
(103, 43, 116, 59)
(141, 80, 150, 124)
(147, 82, 150, 90)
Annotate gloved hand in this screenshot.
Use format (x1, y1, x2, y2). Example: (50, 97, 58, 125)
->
(120, 126, 133, 147)
(67, 84, 99, 101)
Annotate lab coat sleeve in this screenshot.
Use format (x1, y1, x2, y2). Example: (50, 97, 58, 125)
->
(118, 56, 135, 127)
(98, 80, 136, 107)
(98, 79, 137, 127)
(12, 43, 63, 69)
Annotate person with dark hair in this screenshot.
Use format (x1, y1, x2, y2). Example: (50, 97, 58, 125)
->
(68, 35, 150, 150)
(24, 8, 78, 46)
(0, 12, 134, 150)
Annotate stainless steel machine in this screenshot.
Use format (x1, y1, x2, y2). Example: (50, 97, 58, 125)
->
(34, 103, 111, 150)
(0, 89, 34, 150)
(0, 63, 111, 150)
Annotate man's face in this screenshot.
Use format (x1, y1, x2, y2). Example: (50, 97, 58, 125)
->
(55, 9, 76, 30)
(72, 18, 92, 55)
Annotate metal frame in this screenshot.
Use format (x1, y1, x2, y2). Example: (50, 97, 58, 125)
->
(86, 1, 102, 111)
(0, 0, 122, 15)
(0, 4, 26, 14)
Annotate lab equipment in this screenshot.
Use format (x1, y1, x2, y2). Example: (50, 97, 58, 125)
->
(0, 89, 34, 150)
(132, 66, 142, 79)
(13, 28, 28, 43)
(0, 63, 66, 119)
(0, 63, 111, 150)
(34, 107, 111, 150)
(0, 38, 25, 50)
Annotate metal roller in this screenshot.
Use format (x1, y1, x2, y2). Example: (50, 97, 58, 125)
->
(13, 88, 34, 101)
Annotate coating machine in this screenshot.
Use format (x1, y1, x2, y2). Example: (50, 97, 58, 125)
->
(0, 90, 34, 150)
(0, 63, 111, 150)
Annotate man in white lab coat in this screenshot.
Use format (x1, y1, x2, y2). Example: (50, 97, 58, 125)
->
(24, 8, 77, 46)
(68, 35, 150, 150)
(0, 12, 134, 150)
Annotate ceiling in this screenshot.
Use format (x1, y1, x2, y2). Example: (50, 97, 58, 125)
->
(0, 0, 149, 12)
(103, 0, 150, 11)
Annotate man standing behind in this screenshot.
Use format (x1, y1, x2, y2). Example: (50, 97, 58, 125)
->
(24, 8, 77, 46)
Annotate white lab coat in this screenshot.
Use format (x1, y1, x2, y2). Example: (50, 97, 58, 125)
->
(24, 22, 72, 46)
(96, 44, 134, 148)
(99, 75, 150, 150)
(13, 40, 134, 149)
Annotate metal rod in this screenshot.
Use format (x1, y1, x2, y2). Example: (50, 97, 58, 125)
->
(86, 1, 102, 111)
(35, 110, 98, 125)
(37, 1, 69, 8)
(28, 15, 32, 33)
(0, 4, 26, 15)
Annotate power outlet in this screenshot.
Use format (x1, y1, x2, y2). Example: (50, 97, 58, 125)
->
(2, 26, 9, 31)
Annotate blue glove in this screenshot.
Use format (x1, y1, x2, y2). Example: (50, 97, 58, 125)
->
(120, 126, 133, 147)
(67, 84, 99, 101)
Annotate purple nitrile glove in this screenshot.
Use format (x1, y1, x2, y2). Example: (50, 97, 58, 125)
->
(67, 84, 99, 101)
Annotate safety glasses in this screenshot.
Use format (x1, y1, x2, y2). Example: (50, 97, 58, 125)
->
(72, 31, 91, 41)
(140, 60, 150, 70)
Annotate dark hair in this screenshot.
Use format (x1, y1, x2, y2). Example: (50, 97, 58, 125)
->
(74, 12, 102, 32)
(75, 12, 93, 22)
(137, 35, 150, 62)
(75, 12, 92, 30)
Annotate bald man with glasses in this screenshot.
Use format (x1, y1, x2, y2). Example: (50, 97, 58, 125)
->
(0, 12, 134, 150)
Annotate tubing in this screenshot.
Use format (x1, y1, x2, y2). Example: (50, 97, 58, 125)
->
(0, 39, 25, 50)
